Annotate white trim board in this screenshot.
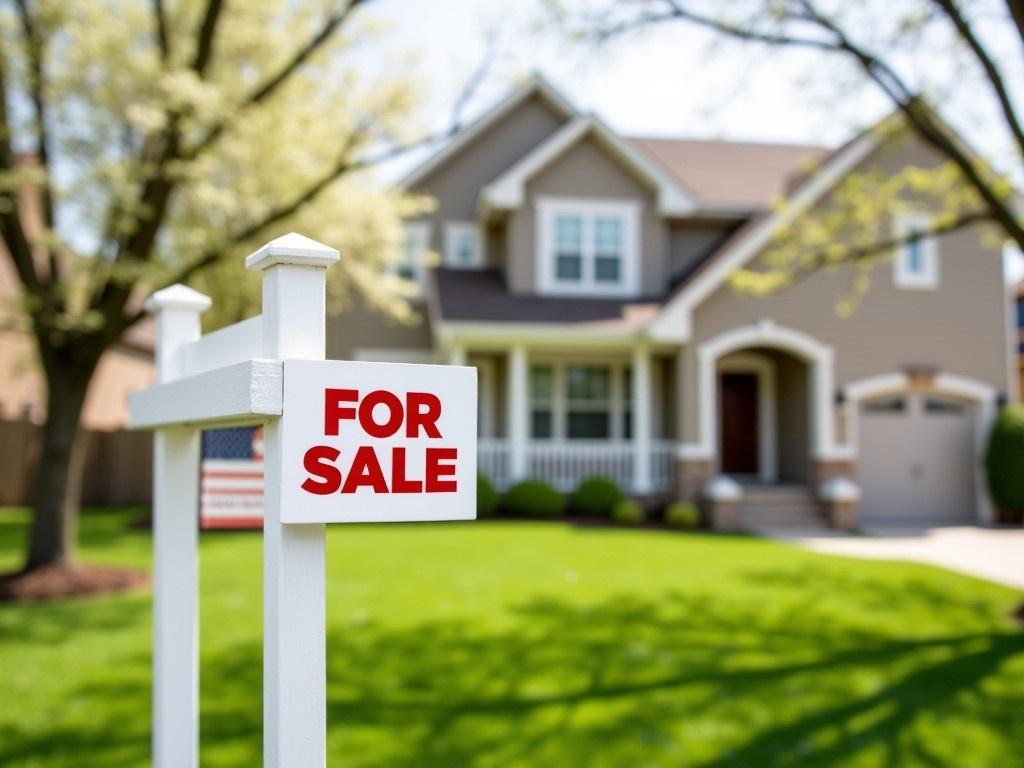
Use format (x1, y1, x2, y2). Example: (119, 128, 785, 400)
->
(400, 73, 577, 189)
(481, 115, 695, 217)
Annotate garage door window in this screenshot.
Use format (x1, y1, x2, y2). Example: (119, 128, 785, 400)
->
(925, 397, 966, 415)
(864, 397, 906, 414)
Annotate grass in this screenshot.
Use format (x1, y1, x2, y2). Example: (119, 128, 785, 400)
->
(0, 507, 1022, 767)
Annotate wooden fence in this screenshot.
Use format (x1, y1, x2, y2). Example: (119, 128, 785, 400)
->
(0, 417, 152, 507)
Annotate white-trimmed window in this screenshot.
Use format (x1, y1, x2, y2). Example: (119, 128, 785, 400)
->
(529, 361, 630, 440)
(536, 198, 640, 296)
(893, 213, 938, 289)
(444, 221, 483, 268)
(397, 222, 430, 294)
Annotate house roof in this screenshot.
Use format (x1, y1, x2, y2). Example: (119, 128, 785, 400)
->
(481, 115, 696, 217)
(649, 116, 892, 340)
(432, 268, 660, 328)
(400, 73, 577, 189)
(628, 137, 827, 211)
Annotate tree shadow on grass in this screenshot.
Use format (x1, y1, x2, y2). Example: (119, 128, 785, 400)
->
(2, 571, 1020, 768)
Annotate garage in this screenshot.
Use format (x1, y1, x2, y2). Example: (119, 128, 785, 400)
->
(857, 392, 977, 524)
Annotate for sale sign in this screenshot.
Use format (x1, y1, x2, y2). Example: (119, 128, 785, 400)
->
(279, 359, 477, 523)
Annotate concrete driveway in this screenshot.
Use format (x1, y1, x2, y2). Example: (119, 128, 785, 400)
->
(791, 526, 1024, 589)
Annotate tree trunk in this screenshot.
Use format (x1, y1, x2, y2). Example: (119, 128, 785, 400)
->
(24, 349, 99, 571)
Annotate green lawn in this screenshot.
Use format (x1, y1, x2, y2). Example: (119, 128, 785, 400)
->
(0, 508, 1021, 767)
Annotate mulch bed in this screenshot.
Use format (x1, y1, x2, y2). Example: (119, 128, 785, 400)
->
(0, 564, 149, 603)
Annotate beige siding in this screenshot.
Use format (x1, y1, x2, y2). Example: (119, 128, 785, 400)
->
(325, 297, 433, 361)
(679, 133, 1010, 441)
(508, 136, 666, 294)
(668, 221, 736, 283)
(411, 95, 567, 257)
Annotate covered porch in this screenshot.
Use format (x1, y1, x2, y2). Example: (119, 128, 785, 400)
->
(450, 343, 679, 493)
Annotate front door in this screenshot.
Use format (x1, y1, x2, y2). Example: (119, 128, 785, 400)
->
(720, 373, 759, 475)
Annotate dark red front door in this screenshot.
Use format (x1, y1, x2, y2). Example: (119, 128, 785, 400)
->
(720, 373, 759, 475)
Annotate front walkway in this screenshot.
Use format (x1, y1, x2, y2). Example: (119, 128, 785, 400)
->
(788, 526, 1024, 590)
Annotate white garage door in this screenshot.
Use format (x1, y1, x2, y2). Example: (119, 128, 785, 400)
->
(857, 393, 976, 524)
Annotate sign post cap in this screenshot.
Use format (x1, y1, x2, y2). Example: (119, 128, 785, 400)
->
(245, 232, 341, 272)
(144, 283, 213, 314)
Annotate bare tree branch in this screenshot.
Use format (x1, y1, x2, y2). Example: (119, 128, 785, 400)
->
(1005, 0, 1024, 52)
(181, 0, 370, 162)
(793, 209, 994, 274)
(191, 0, 225, 75)
(0, 44, 40, 294)
(931, 0, 1024, 159)
(12, 0, 57, 282)
(152, 0, 171, 61)
(597, 0, 1024, 253)
(796, 1, 1024, 249)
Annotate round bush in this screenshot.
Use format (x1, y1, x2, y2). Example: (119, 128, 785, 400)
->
(612, 499, 644, 525)
(571, 475, 624, 517)
(503, 480, 565, 518)
(985, 406, 1024, 522)
(665, 501, 700, 529)
(476, 473, 499, 517)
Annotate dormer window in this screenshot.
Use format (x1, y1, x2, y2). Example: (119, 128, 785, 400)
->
(537, 197, 640, 296)
(894, 214, 938, 289)
(444, 221, 483, 268)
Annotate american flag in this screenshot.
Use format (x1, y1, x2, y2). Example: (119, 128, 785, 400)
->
(200, 427, 265, 529)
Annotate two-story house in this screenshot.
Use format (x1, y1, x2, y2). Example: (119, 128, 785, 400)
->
(312, 74, 1016, 530)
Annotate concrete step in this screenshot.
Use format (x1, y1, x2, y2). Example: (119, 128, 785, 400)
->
(737, 483, 827, 531)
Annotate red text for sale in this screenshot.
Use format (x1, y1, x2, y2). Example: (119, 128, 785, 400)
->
(300, 388, 457, 494)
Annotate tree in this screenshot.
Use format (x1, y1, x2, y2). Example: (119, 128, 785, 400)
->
(0, 0, 475, 578)
(552, 0, 1023, 299)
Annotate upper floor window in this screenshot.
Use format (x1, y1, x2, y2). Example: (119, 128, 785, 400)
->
(397, 222, 430, 294)
(536, 198, 640, 296)
(444, 221, 483, 268)
(893, 213, 938, 290)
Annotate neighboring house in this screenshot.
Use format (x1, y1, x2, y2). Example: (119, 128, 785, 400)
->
(325, 74, 1014, 529)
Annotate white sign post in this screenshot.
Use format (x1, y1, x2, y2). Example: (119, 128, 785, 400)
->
(130, 233, 477, 768)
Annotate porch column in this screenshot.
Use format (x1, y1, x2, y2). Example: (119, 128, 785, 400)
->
(508, 345, 528, 479)
(633, 343, 653, 493)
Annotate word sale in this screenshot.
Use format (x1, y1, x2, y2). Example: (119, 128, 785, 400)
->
(300, 388, 458, 495)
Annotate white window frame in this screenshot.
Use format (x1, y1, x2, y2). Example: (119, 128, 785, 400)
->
(397, 221, 431, 296)
(535, 197, 641, 297)
(893, 213, 939, 290)
(443, 221, 484, 268)
(527, 357, 632, 441)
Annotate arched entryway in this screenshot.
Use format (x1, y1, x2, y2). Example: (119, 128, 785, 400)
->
(697, 320, 837, 483)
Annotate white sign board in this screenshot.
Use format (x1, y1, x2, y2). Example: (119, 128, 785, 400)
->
(278, 359, 477, 523)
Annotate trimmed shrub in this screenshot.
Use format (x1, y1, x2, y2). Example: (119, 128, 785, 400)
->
(476, 474, 500, 518)
(504, 480, 565, 518)
(571, 475, 624, 517)
(665, 501, 700, 529)
(612, 499, 645, 525)
(985, 406, 1024, 522)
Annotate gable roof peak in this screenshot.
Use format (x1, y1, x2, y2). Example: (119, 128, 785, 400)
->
(401, 72, 577, 189)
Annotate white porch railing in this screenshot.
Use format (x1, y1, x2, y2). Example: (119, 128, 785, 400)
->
(478, 438, 511, 489)
(477, 439, 677, 493)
